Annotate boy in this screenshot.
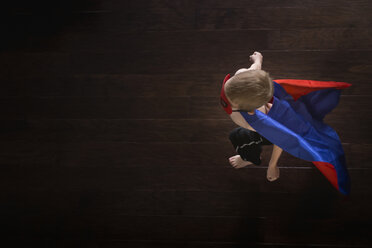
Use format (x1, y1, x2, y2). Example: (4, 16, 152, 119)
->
(224, 52, 282, 182)
(220, 51, 351, 195)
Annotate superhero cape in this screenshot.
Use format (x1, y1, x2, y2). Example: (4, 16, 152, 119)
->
(220, 74, 352, 195)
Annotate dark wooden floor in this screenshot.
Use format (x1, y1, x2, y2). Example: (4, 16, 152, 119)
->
(1, 0, 372, 247)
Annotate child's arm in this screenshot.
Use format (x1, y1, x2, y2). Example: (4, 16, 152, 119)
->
(235, 51, 263, 75)
(229, 112, 256, 131)
(269, 144, 283, 167)
(266, 144, 282, 181)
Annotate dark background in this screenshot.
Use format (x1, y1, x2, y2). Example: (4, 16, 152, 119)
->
(1, 0, 372, 247)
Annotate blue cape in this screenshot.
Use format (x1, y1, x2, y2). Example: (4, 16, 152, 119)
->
(239, 81, 351, 195)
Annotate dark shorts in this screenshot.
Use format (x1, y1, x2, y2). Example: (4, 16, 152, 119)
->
(229, 127, 273, 165)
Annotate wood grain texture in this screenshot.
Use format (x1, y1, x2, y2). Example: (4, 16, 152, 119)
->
(0, 140, 371, 170)
(2, 72, 372, 98)
(1, 0, 372, 247)
(196, 5, 372, 30)
(0, 112, 370, 144)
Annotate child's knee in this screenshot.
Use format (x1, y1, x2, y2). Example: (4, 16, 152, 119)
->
(229, 127, 247, 142)
(229, 127, 240, 139)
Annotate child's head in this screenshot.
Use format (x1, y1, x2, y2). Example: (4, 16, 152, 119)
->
(224, 70, 273, 112)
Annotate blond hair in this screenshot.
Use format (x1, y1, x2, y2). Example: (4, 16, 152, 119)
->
(225, 70, 274, 112)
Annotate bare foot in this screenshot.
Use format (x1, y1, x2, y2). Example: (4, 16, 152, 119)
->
(267, 166, 280, 182)
(229, 155, 253, 169)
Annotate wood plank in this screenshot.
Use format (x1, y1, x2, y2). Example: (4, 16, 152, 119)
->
(0, 95, 368, 120)
(3, 0, 107, 13)
(32, 29, 270, 52)
(3, 188, 372, 246)
(0, 74, 221, 97)
(7, 1, 371, 35)
(1, 72, 371, 98)
(269, 28, 372, 50)
(0, 139, 369, 169)
(196, 6, 372, 30)
(0, 52, 71, 77)
(8, 27, 370, 53)
(55, 240, 371, 248)
(10, 0, 370, 13)
(5, 236, 371, 248)
(0, 165, 368, 194)
(196, 0, 372, 9)
(75, 215, 371, 244)
(10, 188, 372, 219)
(6, 1, 196, 36)
(7, 213, 371, 245)
(4, 1, 195, 44)
(2, 50, 372, 76)
(58, 166, 371, 194)
(261, 216, 372, 245)
(58, 50, 372, 76)
(0, 96, 369, 143)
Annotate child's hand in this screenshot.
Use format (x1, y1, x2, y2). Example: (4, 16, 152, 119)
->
(249, 51, 263, 64)
(236, 51, 263, 73)
(267, 162, 280, 182)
